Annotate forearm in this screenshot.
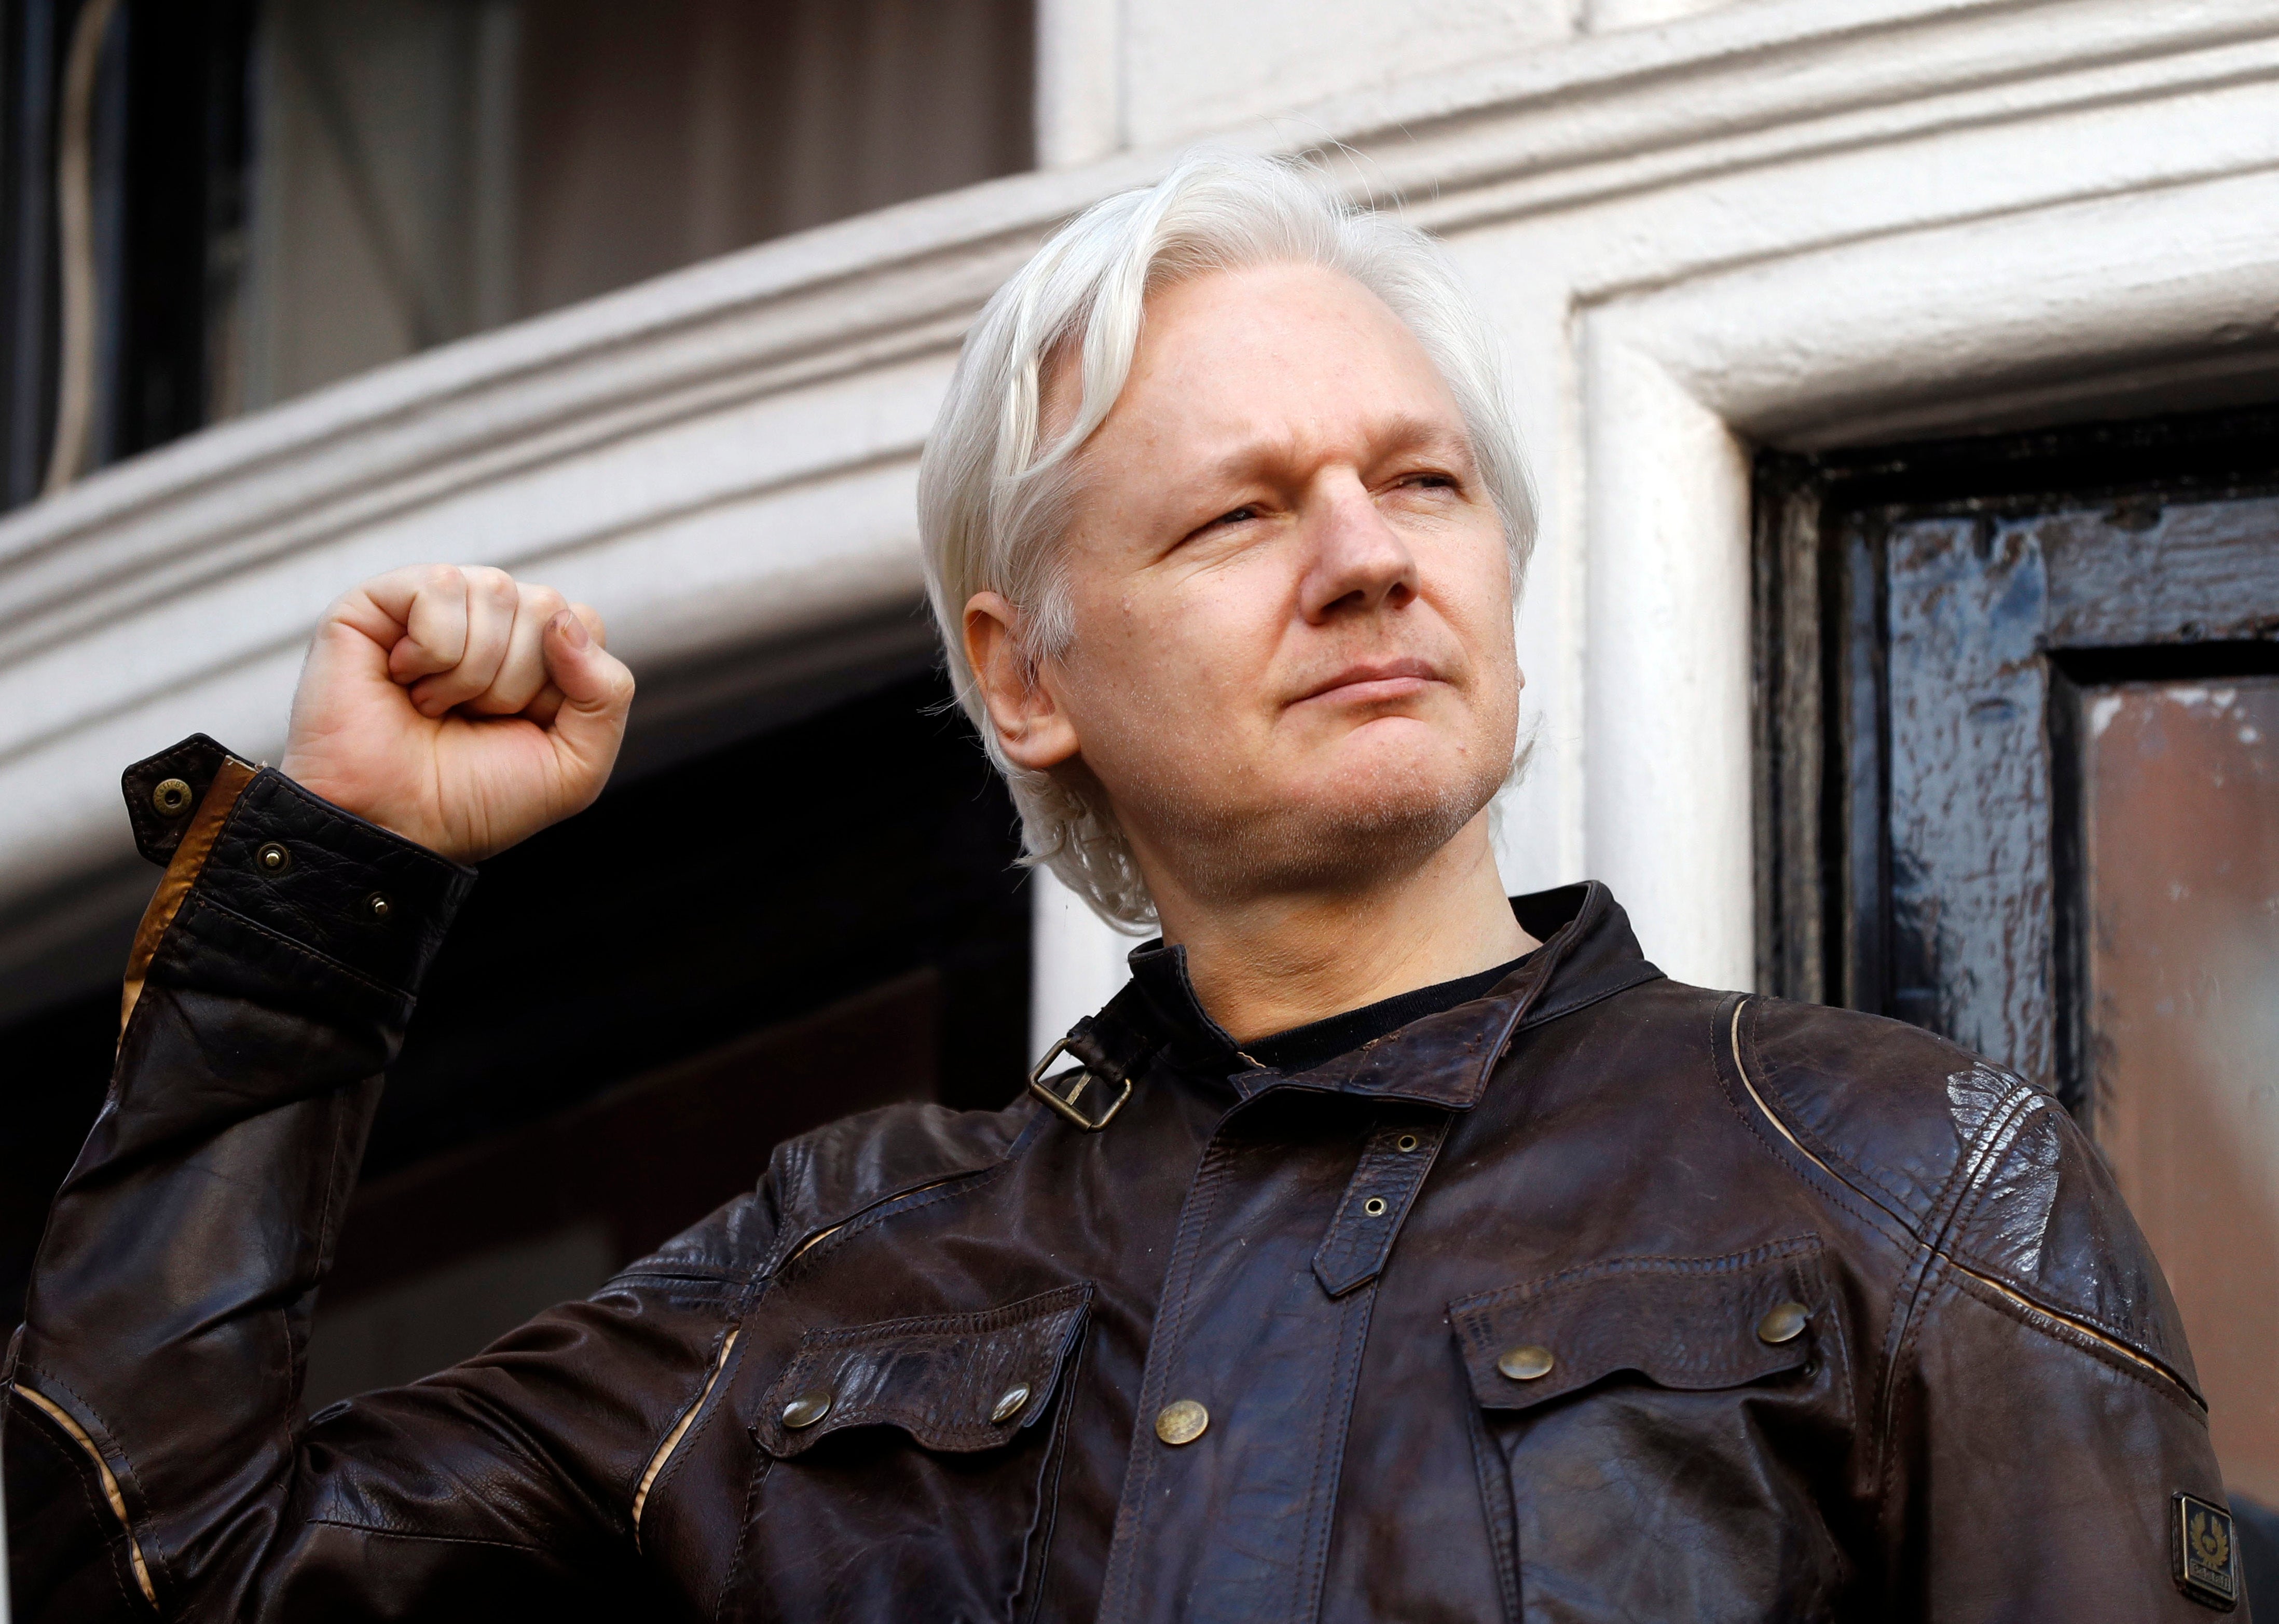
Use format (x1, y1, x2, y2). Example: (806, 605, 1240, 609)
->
(6, 737, 473, 1615)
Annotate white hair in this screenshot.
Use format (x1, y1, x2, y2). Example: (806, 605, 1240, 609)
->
(917, 148, 1534, 930)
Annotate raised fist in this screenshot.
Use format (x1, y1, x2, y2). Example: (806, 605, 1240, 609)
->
(279, 565, 635, 863)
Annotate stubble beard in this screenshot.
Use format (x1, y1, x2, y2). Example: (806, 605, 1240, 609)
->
(1123, 733, 1513, 911)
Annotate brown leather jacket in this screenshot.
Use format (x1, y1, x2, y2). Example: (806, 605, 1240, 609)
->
(4, 737, 2247, 1621)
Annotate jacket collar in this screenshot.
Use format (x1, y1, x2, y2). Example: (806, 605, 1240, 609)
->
(1115, 882, 1663, 1111)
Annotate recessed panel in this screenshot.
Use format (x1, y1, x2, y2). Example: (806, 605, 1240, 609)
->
(2081, 676, 2279, 1504)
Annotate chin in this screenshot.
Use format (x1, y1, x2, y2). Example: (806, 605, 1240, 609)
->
(1241, 744, 1504, 892)
(1117, 721, 1514, 900)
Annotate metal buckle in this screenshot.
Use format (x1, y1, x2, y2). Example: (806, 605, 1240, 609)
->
(1027, 1036, 1133, 1131)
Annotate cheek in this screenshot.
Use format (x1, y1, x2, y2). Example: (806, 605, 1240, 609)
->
(1428, 533, 1517, 658)
(1064, 576, 1282, 770)
(1432, 545, 1522, 738)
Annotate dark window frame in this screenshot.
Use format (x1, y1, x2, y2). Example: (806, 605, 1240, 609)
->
(1752, 406, 2279, 1117)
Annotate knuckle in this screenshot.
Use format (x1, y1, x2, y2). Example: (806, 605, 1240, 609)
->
(471, 566, 516, 600)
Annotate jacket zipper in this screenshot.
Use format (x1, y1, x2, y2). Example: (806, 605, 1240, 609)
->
(630, 1170, 985, 1535)
(13, 1381, 159, 1606)
(631, 1328, 739, 1544)
(1940, 1255, 2201, 1403)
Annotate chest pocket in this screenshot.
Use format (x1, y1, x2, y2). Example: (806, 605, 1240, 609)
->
(1450, 1238, 1848, 1624)
(734, 1283, 1091, 1624)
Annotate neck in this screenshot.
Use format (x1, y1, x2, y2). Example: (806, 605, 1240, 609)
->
(1147, 813, 1537, 1045)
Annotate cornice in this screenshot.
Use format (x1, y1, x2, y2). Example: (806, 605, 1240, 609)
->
(9, 1, 2270, 626)
(0, 0, 2272, 990)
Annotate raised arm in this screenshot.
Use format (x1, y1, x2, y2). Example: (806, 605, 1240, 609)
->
(0, 569, 738, 1621)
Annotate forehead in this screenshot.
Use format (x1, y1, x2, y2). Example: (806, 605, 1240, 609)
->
(1054, 263, 1470, 470)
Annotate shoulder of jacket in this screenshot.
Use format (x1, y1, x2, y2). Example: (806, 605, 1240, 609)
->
(1735, 996, 2192, 1383)
(766, 1096, 1035, 1238)
(612, 1097, 1038, 1286)
(1733, 995, 1998, 1235)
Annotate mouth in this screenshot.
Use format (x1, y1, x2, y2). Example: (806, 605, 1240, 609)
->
(1293, 656, 1444, 707)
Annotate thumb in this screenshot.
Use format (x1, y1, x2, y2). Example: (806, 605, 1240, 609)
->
(540, 609, 634, 785)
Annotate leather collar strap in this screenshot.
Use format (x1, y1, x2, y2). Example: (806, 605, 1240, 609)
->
(1028, 983, 1162, 1131)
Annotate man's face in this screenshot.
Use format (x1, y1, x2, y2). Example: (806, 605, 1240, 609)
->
(976, 261, 1520, 914)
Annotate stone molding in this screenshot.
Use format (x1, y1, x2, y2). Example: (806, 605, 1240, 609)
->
(1, 0, 2273, 1028)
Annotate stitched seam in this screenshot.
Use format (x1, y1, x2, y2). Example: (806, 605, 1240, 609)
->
(261, 772, 475, 882)
(1721, 996, 1936, 1542)
(604, 1270, 734, 1290)
(286, 1089, 364, 1519)
(641, 1357, 742, 1543)
(1015, 1323, 1089, 1624)
(1870, 1235, 1940, 1551)
(1712, 1000, 1916, 1252)
(757, 1095, 1049, 1283)
(764, 1305, 1090, 1453)
(11, 1381, 158, 1606)
(1871, 1078, 2047, 1524)
(1753, 1051, 1925, 1222)
(632, 1325, 739, 1543)
(1927, 1084, 2042, 1260)
(177, 894, 409, 1001)
(1460, 1365, 1521, 1621)
(1865, 1070, 2024, 1539)
(1098, 1135, 1237, 1613)
(1935, 1090, 2062, 1280)
(1295, 1283, 1377, 1622)
(18, 1389, 144, 1614)
(1315, 1119, 1446, 1292)
(120, 756, 256, 1040)
(789, 1284, 1090, 1347)
(1452, 1234, 1826, 1315)
(1942, 1256, 2203, 1409)
(775, 1159, 1014, 1282)
(1868, 1095, 2020, 1544)
(716, 1451, 773, 1622)
(300, 1518, 546, 1552)
(1516, 962, 1667, 1031)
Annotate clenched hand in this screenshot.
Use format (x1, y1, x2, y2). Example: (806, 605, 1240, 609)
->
(279, 565, 635, 863)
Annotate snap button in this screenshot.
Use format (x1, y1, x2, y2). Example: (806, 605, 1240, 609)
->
(363, 891, 393, 922)
(152, 778, 193, 817)
(1363, 1196, 1388, 1217)
(991, 1384, 1031, 1424)
(1756, 1301, 1810, 1345)
(781, 1389, 833, 1429)
(1155, 1399, 1209, 1446)
(1497, 1344, 1555, 1381)
(256, 842, 291, 874)
(1394, 1134, 1420, 1153)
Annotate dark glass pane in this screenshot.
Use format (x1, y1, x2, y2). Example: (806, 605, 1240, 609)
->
(2080, 675, 2279, 1505)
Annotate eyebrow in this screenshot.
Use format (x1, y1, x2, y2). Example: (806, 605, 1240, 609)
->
(1195, 412, 1476, 487)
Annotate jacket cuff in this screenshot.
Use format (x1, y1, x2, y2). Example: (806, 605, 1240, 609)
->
(121, 736, 477, 1006)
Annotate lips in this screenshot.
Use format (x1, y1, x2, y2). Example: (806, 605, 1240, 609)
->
(1294, 656, 1441, 705)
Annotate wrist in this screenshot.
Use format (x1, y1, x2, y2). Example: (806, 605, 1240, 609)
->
(123, 735, 478, 1009)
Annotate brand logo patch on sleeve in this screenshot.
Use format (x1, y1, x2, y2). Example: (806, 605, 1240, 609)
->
(2174, 1492, 2241, 1609)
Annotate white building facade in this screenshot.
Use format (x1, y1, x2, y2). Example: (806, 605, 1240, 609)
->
(4, 0, 2271, 1044)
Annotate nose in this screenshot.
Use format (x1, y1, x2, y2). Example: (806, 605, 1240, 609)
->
(1296, 474, 1420, 624)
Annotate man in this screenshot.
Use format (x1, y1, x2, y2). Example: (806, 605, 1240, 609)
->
(4, 153, 2242, 1621)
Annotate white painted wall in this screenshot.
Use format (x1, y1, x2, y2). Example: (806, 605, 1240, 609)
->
(5, 0, 2275, 1063)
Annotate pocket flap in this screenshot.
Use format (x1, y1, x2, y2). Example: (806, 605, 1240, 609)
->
(754, 1283, 1091, 1458)
(1450, 1238, 1827, 1413)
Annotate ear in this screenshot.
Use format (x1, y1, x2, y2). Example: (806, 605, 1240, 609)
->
(964, 591, 1081, 771)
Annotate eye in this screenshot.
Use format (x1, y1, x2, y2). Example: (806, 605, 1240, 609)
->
(1185, 504, 1259, 542)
